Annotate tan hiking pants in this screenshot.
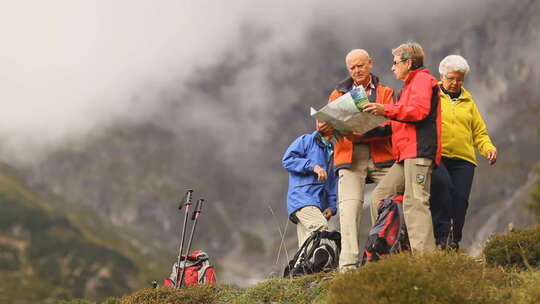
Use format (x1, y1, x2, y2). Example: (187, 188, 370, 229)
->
(371, 158, 436, 253)
(295, 206, 329, 248)
(338, 144, 390, 269)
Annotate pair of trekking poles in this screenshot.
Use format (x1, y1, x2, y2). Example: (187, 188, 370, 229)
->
(174, 189, 205, 289)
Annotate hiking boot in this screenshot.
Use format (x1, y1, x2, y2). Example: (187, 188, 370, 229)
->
(436, 238, 448, 250)
(448, 241, 459, 251)
(436, 234, 453, 250)
(338, 263, 358, 273)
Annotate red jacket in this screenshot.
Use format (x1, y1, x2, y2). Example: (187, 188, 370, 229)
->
(326, 75, 395, 172)
(383, 68, 441, 165)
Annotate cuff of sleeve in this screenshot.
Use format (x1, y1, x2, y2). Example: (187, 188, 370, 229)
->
(383, 104, 394, 118)
(481, 144, 497, 157)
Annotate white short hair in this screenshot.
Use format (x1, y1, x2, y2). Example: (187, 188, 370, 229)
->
(345, 49, 370, 63)
(439, 55, 470, 75)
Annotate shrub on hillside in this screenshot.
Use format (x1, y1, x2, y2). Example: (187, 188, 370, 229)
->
(327, 252, 509, 304)
(483, 225, 540, 269)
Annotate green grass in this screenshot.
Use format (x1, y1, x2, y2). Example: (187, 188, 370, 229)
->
(328, 252, 509, 304)
(57, 259, 540, 304)
(232, 271, 335, 304)
(95, 272, 334, 304)
(506, 270, 540, 303)
(119, 285, 238, 304)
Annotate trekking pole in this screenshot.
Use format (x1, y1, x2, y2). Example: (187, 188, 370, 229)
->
(268, 205, 290, 268)
(178, 198, 205, 288)
(175, 189, 194, 288)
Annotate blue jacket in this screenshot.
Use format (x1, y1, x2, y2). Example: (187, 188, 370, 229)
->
(282, 131, 337, 222)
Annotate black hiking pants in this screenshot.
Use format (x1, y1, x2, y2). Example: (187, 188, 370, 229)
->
(430, 157, 475, 243)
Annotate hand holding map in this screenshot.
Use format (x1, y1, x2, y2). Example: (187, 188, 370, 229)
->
(311, 86, 387, 135)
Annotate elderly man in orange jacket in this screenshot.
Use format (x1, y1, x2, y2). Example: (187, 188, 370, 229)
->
(318, 49, 395, 271)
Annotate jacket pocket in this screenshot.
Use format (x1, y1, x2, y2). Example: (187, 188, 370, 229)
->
(412, 158, 432, 203)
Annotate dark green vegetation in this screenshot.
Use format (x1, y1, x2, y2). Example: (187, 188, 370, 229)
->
(59, 225, 540, 304)
(0, 167, 167, 303)
(484, 224, 540, 269)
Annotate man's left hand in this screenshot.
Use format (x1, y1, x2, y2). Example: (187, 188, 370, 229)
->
(362, 103, 385, 116)
(322, 208, 333, 220)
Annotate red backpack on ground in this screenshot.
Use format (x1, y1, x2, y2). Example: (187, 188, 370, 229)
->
(362, 194, 410, 264)
(164, 250, 216, 288)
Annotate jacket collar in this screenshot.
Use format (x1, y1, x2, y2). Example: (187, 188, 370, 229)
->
(437, 81, 473, 101)
(314, 131, 333, 147)
(336, 74, 380, 93)
(314, 131, 325, 148)
(404, 68, 429, 85)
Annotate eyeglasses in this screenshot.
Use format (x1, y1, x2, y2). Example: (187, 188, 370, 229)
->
(444, 75, 464, 83)
(392, 58, 408, 66)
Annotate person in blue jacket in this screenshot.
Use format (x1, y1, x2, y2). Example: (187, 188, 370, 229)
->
(282, 130, 337, 248)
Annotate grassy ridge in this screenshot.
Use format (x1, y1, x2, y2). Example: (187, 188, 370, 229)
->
(80, 254, 540, 304)
(115, 255, 540, 304)
(66, 226, 540, 304)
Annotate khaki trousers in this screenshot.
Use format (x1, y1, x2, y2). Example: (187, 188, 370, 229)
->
(338, 144, 390, 269)
(371, 158, 436, 253)
(295, 206, 329, 248)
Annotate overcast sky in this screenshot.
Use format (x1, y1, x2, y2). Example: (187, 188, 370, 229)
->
(0, 0, 494, 162)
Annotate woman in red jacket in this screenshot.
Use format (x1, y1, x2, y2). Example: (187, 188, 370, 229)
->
(363, 42, 441, 253)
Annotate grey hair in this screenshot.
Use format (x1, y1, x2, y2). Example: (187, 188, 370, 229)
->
(392, 42, 424, 69)
(439, 55, 470, 75)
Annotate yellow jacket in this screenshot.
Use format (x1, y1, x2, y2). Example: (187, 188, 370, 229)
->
(440, 84, 496, 165)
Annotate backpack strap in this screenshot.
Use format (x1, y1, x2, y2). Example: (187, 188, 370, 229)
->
(305, 231, 322, 256)
(284, 230, 319, 277)
(197, 262, 213, 284)
(295, 231, 318, 262)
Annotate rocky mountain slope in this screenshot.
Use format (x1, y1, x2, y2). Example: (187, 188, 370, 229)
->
(0, 164, 167, 303)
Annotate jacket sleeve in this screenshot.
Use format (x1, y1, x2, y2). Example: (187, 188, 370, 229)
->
(282, 135, 316, 174)
(350, 123, 392, 143)
(470, 101, 496, 157)
(383, 75, 434, 122)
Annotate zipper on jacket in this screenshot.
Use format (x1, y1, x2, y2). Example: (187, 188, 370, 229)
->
(447, 97, 459, 158)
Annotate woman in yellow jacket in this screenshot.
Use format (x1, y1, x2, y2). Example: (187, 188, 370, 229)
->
(430, 55, 497, 250)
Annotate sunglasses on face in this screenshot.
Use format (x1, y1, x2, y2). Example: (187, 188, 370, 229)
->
(392, 58, 408, 66)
